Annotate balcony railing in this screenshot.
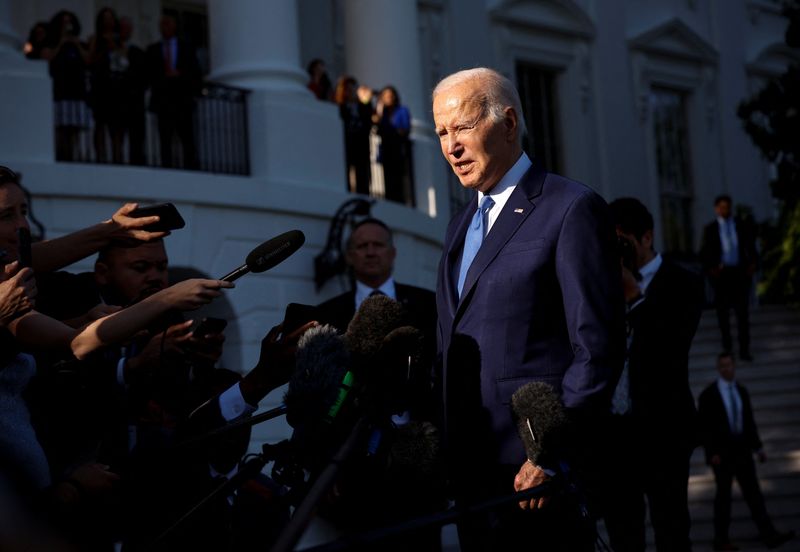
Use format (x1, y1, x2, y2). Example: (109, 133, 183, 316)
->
(54, 82, 250, 176)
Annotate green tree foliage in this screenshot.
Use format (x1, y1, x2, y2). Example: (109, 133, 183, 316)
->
(737, 0, 800, 302)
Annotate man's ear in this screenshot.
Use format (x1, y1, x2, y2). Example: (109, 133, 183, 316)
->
(642, 229, 654, 249)
(503, 107, 518, 142)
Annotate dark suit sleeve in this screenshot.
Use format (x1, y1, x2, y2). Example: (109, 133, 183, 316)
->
(555, 191, 626, 410)
(698, 386, 720, 464)
(740, 386, 763, 452)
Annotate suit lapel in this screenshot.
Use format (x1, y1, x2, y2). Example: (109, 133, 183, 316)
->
(456, 164, 546, 318)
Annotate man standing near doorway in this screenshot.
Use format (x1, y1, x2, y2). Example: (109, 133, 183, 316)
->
(700, 195, 758, 361)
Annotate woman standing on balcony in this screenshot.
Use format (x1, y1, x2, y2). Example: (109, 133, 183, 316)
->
(374, 86, 413, 206)
(42, 11, 90, 162)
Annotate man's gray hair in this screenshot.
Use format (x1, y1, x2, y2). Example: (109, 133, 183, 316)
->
(433, 67, 527, 145)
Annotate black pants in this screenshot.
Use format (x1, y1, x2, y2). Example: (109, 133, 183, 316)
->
(712, 445, 774, 543)
(157, 106, 197, 170)
(603, 416, 693, 552)
(712, 267, 751, 354)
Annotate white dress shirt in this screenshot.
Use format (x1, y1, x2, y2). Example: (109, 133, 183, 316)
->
(717, 377, 743, 434)
(478, 153, 533, 233)
(354, 277, 396, 311)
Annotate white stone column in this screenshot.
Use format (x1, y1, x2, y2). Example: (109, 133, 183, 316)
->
(207, 0, 307, 93)
(343, 0, 449, 219)
(0, 0, 53, 163)
(205, 0, 345, 187)
(343, 0, 427, 122)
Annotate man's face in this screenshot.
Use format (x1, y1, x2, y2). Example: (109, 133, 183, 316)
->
(160, 16, 176, 39)
(346, 223, 396, 286)
(95, 241, 169, 304)
(0, 184, 30, 264)
(433, 81, 518, 193)
(616, 229, 653, 269)
(715, 200, 732, 219)
(717, 355, 735, 382)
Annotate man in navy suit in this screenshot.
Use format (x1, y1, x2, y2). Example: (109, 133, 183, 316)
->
(146, 14, 201, 169)
(432, 67, 625, 550)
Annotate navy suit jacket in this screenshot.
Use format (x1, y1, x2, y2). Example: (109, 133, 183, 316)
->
(436, 163, 625, 467)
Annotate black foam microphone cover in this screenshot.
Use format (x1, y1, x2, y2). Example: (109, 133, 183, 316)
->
(344, 294, 406, 360)
(284, 324, 351, 430)
(510, 381, 570, 467)
(247, 229, 305, 273)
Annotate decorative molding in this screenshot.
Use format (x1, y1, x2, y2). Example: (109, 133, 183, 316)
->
(628, 17, 718, 65)
(746, 0, 783, 25)
(746, 42, 800, 78)
(489, 0, 596, 40)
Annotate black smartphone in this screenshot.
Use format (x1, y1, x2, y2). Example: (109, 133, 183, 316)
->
(193, 317, 228, 338)
(129, 203, 186, 232)
(17, 227, 32, 268)
(283, 303, 319, 335)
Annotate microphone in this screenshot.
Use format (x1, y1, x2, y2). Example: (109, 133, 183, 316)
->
(510, 381, 570, 468)
(220, 230, 305, 282)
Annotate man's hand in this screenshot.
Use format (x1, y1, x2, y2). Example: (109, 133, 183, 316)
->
(239, 321, 317, 405)
(710, 454, 722, 466)
(757, 450, 767, 463)
(0, 262, 36, 326)
(158, 279, 234, 311)
(106, 202, 169, 243)
(126, 320, 194, 379)
(68, 462, 120, 496)
(514, 460, 550, 510)
(621, 264, 642, 303)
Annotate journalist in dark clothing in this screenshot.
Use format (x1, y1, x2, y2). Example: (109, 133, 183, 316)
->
(604, 198, 703, 552)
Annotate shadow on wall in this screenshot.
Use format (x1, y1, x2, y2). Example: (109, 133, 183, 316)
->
(168, 266, 241, 373)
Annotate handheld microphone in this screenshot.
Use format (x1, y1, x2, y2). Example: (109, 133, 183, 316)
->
(510, 381, 570, 467)
(220, 230, 305, 282)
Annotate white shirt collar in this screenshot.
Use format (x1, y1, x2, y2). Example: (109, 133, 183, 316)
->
(354, 277, 396, 310)
(638, 252, 662, 295)
(478, 153, 532, 232)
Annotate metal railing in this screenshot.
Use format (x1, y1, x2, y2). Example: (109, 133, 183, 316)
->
(53, 81, 250, 176)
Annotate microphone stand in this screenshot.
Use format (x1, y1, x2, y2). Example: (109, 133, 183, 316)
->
(294, 482, 556, 552)
(270, 416, 369, 552)
(172, 404, 287, 452)
(147, 440, 292, 550)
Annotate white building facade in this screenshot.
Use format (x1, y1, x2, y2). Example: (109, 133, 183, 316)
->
(1, 0, 794, 450)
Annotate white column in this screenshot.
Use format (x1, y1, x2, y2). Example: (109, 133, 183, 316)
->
(207, 0, 307, 93)
(0, 0, 19, 53)
(0, 0, 53, 163)
(343, 0, 427, 123)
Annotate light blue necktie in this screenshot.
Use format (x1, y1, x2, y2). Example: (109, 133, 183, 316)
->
(457, 196, 494, 297)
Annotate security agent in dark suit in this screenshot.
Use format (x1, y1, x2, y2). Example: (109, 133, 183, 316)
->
(603, 198, 703, 552)
(316, 218, 437, 417)
(699, 195, 758, 361)
(433, 67, 625, 551)
(145, 14, 201, 169)
(698, 352, 794, 551)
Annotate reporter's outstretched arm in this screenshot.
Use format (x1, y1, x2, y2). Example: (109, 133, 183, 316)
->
(31, 203, 168, 273)
(9, 279, 232, 359)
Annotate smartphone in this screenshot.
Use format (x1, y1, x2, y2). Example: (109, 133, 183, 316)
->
(129, 203, 186, 232)
(283, 303, 319, 335)
(17, 228, 32, 268)
(193, 317, 228, 338)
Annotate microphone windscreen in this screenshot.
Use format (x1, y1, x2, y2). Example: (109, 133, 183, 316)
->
(284, 324, 350, 430)
(511, 381, 569, 466)
(344, 294, 406, 359)
(246, 230, 305, 273)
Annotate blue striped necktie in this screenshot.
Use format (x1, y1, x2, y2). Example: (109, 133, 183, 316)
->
(457, 195, 494, 297)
